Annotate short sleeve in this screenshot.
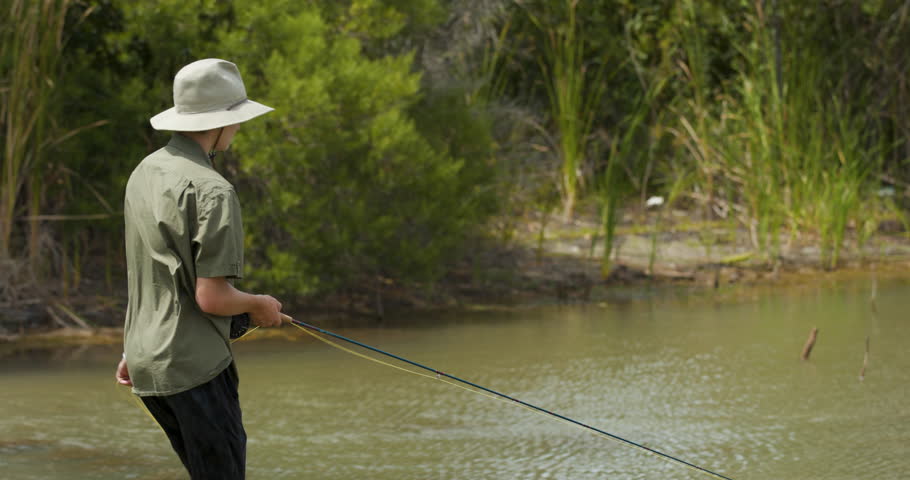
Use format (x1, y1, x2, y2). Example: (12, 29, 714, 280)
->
(193, 187, 244, 279)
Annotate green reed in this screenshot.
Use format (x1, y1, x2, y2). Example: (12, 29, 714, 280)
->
(596, 94, 651, 276)
(0, 0, 70, 260)
(460, 14, 512, 109)
(672, 1, 883, 268)
(526, 0, 606, 220)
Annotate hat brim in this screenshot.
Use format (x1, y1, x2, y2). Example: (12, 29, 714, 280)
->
(150, 99, 274, 131)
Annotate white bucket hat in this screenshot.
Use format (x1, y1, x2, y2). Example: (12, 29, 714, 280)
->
(150, 58, 273, 131)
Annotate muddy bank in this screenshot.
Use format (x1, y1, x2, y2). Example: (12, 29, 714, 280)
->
(1, 261, 902, 354)
(3, 211, 910, 344)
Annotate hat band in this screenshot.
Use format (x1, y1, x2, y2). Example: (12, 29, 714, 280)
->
(175, 96, 247, 115)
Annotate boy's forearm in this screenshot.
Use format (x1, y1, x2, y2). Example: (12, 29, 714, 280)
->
(195, 277, 261, 317)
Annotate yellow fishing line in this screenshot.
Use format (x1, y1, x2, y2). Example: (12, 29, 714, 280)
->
(290, 322, 623, 433)
(230, 325, 260, 343)
(122, 316, 731, 479)
(286, 319, 733, 480)
(115, 380, 166, 437)
(290, 322, 503, 402)
(121, 324, 259, 431)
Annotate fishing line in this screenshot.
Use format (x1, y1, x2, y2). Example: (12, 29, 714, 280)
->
(118, 324, 260, 426)
(282, 315, 736, 480)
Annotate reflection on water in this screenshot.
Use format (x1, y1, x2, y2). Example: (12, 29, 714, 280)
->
(2, 277, 909, 479)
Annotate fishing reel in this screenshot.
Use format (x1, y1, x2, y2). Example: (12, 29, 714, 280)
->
(230, 313, 251, 339)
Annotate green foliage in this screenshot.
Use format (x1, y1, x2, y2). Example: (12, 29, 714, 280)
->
(210, 0, 497, 296)
(523, 0, 608, 220)
(666, 2, 885, 266)
(1, 0, 496, 301)
(4, 0, 909, 308)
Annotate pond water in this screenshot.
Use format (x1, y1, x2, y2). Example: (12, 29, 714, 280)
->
(1, 276, 908, 479)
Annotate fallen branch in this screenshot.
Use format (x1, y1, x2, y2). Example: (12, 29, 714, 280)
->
(51, 302, 91, 329)
(45, 306, 75, 329)
(859, 336, 870, 382)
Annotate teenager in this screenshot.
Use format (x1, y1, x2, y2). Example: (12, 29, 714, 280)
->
(115, 58, 282, 479)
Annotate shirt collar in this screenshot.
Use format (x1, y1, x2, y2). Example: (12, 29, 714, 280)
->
(168, 133, 214, 168)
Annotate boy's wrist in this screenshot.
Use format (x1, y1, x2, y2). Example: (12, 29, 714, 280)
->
(248, 294, 264, 314)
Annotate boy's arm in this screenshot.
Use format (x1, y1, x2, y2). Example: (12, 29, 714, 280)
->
(196, 277, 283, 327)
(115, 278, 280, 387)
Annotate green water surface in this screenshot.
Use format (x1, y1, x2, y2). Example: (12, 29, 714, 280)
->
(1, 277, 908, 479)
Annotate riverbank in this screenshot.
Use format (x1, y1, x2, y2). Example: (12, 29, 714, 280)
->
(3, 208, 909, 346)
(4, 257, 902, 353)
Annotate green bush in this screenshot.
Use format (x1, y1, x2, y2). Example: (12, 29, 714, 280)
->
(214, 0, 498, 296)
(39, 0, 498, 299)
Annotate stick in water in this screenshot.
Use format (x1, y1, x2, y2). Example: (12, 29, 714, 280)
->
(801, 327, 818, 361)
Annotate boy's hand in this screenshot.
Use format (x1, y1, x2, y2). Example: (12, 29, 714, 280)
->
(251, 295, 282, 327)
(116, 357, 132, 386)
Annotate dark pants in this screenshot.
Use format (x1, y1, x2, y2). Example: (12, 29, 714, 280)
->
(141, 363, 246, 480)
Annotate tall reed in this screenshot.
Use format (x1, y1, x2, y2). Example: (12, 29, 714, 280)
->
(460, 15, 512, 109)
(526, 0, 606, 220)
(671, 1, 882, 267)
(0, 0, 71, 260)
(596, 95, 650, 276)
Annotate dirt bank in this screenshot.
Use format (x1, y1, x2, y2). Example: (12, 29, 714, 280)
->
(3, 209, 909, 343)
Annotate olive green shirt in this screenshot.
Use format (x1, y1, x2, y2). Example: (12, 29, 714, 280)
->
(123, 133, 244, 396)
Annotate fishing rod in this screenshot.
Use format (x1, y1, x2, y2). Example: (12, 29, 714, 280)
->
(280, 314, 736, 480)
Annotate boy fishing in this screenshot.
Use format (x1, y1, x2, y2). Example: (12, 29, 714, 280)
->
(115, 58, 283, 479)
